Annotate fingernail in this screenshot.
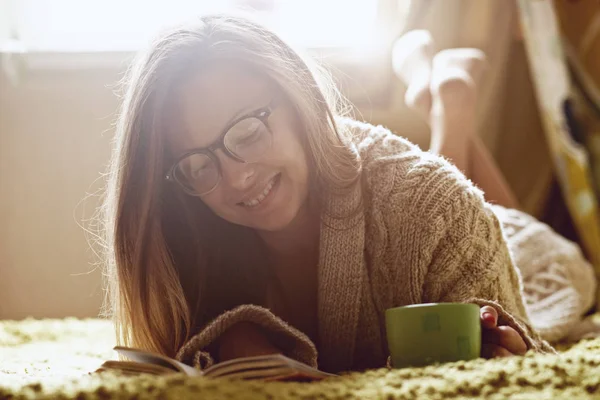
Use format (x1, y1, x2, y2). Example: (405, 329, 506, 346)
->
(483, 312, 494, 321)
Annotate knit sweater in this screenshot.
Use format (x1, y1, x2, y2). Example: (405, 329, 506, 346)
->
(176, 119, 594, 373)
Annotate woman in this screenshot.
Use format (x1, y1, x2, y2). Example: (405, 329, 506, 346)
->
(102, 14, 594, 373)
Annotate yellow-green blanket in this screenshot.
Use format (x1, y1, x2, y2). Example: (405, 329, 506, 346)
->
(1, 318, 600, 399)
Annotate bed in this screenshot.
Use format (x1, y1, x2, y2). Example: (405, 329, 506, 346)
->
(2, 318, 600, 399)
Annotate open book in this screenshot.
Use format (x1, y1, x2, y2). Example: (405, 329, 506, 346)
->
(96, 346, 334, 381)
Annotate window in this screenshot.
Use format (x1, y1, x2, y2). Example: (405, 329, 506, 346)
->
(1, 0, 411, 107)
(4, 0, 407, 52)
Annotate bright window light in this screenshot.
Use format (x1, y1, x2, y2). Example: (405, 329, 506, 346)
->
(13, 0, 381, 52)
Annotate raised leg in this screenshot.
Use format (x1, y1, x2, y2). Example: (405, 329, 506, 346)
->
(392, 31, 519, 208)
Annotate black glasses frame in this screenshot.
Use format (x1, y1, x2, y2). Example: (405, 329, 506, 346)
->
(165, 102, 276, 196)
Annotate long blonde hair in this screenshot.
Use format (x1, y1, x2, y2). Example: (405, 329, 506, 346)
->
(102, 13, 360, 357)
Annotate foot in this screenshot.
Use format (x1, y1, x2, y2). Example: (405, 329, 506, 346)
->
(393, 30, 486, 171)
(392, 30, 435, 119)
(392, 32, 519, 207)
(430, 48, 486, 116)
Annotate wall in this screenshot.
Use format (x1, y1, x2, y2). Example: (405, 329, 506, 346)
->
(0, 68, 118, 318)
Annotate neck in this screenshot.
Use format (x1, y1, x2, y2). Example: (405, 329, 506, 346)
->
(258, 202, 320, 257)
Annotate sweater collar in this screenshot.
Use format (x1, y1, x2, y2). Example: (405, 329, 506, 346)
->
(317, 180, 366, 372)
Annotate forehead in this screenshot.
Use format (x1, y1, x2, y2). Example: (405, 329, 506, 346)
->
(169, 61, 273, 155)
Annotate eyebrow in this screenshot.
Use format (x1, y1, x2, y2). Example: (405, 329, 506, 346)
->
(175, 101, 268, 160)
(223, 105, 256, 133)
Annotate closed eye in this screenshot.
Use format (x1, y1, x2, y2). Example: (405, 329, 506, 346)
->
(237, 127, 261, 145)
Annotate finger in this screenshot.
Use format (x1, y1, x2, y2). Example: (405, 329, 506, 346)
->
(480, 306, 498, 329)
(481, 343, 513, 359)
(482, 326, 528, 356)
(482, 326, 502, 345)
(497, 326, 528, 355)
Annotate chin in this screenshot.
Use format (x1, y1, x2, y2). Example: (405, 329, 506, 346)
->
(249, 205, 300, 232)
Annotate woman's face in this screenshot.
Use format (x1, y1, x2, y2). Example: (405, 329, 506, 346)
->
(169, 62, 310, 232)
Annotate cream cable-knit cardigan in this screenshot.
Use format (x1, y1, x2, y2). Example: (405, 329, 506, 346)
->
(176, 119, 595, 373)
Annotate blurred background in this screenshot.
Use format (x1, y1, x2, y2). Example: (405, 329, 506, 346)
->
(1, 0, 600, 319)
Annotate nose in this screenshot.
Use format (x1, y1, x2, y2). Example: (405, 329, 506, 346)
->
(216, 150, 256, 191)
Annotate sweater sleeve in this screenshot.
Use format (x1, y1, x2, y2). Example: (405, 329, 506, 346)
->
(351, 120, 554, 355)
(421, 183, 555, 354)
(175, 304, 318, 370)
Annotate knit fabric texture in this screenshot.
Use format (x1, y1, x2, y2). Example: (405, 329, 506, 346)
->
(177, 119, 594, 373)
(4, 318, 600, 399)
(492, 206, 596, 342)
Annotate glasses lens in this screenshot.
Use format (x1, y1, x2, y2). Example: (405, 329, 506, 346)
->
(224, 117, 271, 162)
(173, 153, 219, 195)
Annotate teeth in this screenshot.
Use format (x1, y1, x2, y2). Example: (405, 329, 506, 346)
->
(242, 177, 276, 208)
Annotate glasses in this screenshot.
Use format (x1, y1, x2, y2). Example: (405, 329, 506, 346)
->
(166, 102, 276, 196)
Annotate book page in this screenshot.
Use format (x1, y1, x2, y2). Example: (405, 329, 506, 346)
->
(204, 354, 334, 381)
(114, 346, 202, 377)
(99, 360, 176, 376)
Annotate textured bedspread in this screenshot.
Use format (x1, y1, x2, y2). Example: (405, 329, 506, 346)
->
(2, 318, 600, 399)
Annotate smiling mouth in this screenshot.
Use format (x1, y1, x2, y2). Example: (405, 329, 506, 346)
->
(238, 173, 281, 208)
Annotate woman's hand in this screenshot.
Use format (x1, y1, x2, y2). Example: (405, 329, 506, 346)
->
(217, 322, 281, 362)
(480, 305, 528, 358)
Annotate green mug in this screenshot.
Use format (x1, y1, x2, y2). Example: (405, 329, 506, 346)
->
(385, 303, 481, 368)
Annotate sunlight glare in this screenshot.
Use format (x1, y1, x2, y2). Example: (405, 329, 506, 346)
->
(15, 0, 380, 52)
